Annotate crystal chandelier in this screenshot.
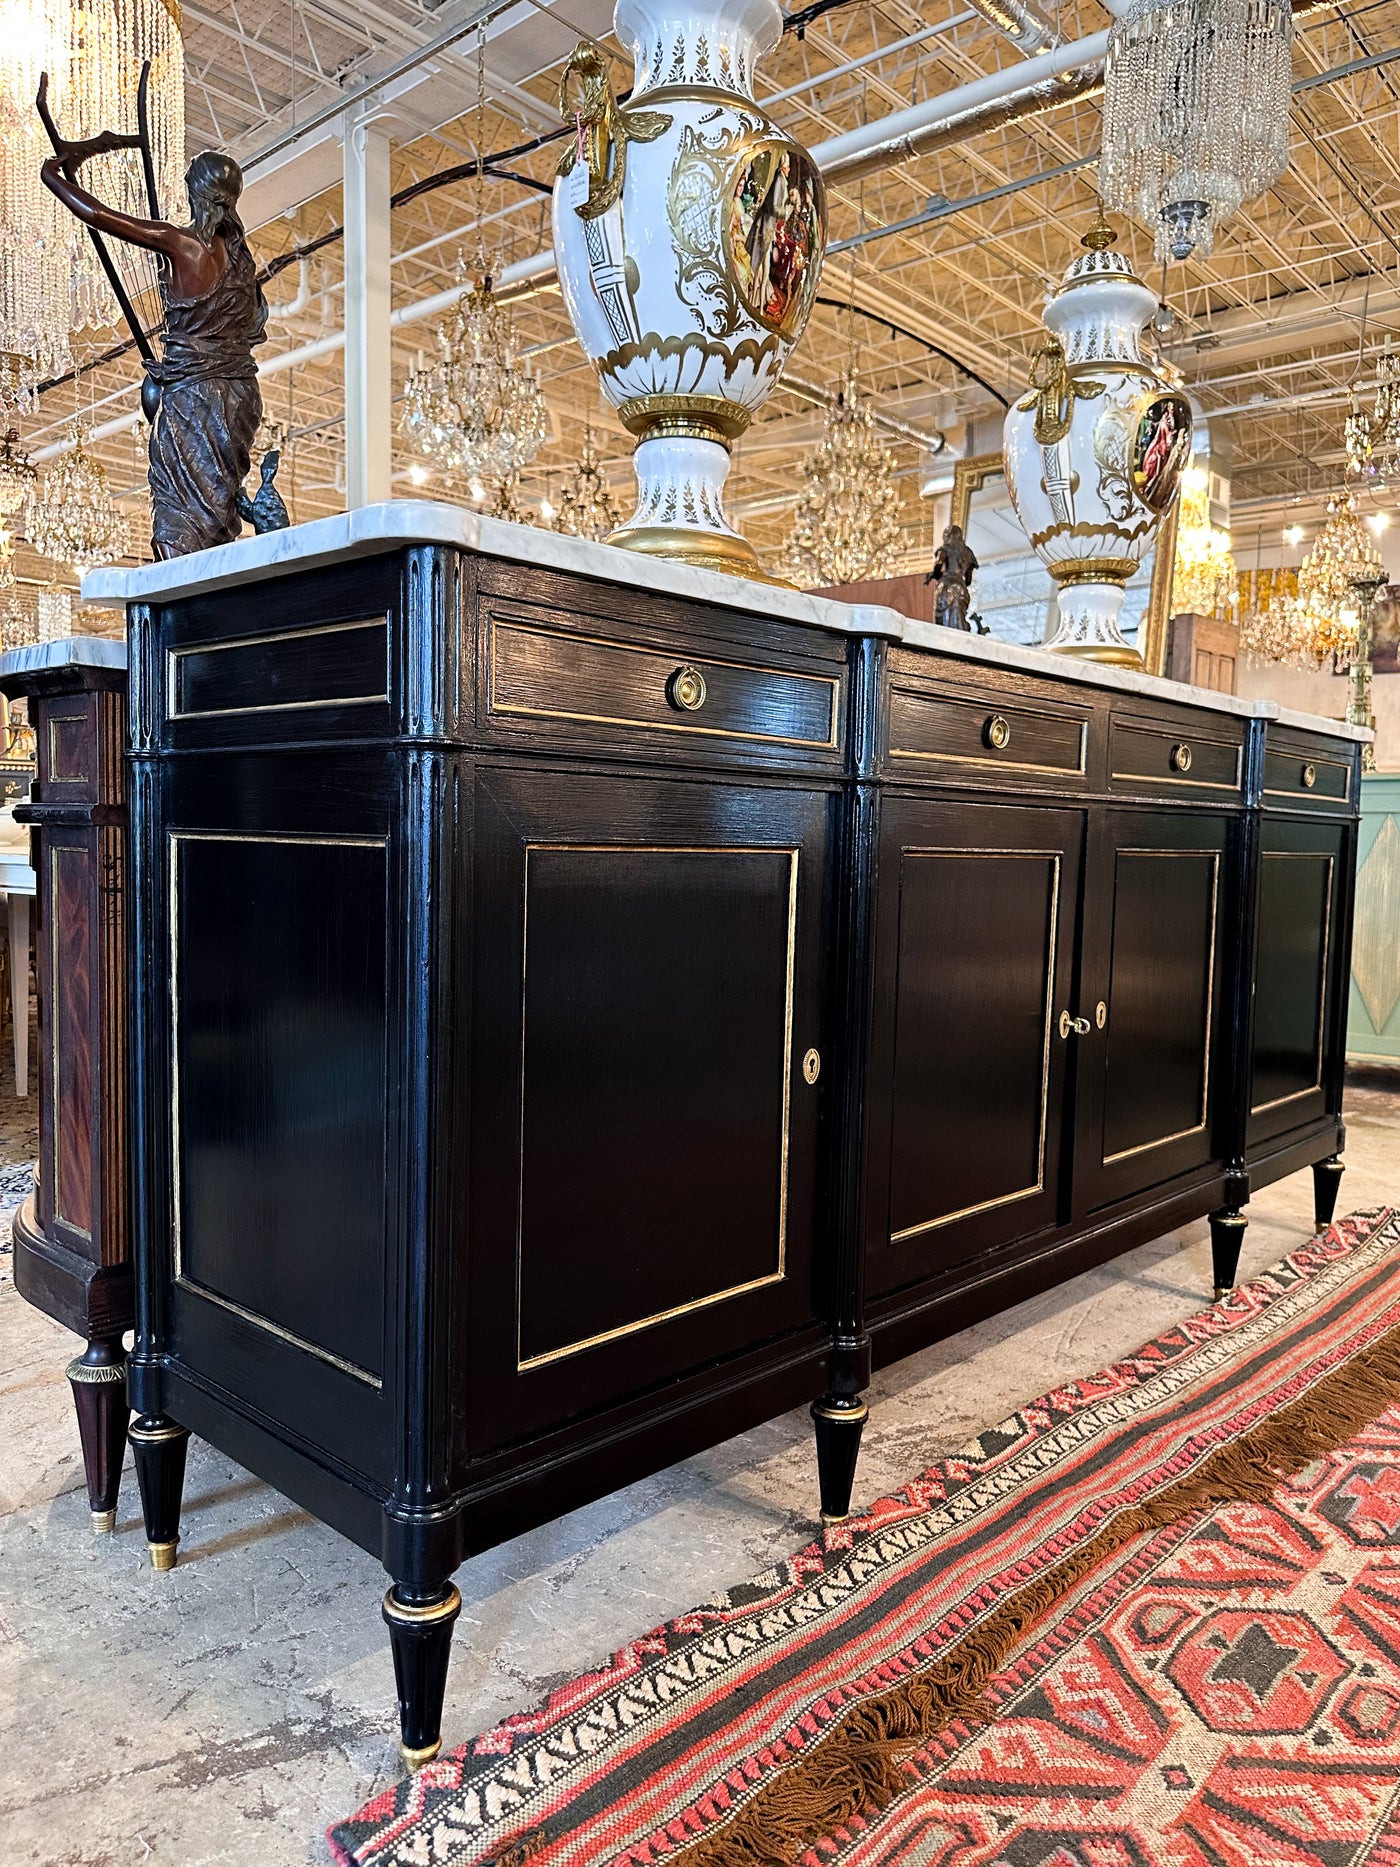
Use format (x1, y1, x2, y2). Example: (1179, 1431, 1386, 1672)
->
(27, 421, 126, 571)
(1170, 466, 1236, 615)
(551, 427, 621, 542)
(786, 371, 904, 586)
(1, 578, 34, 649)
(399, 26, 547, 497)
(0, 0, 72, 407)
(53, 0, 186, 336)
(1347, 341, 1400, 483)
(1274, 493, 1382, 671)
(37, 581, 72, 640)
(0, 0, 183, 405)
(400, 271, 549, 487)
(1099, 0, 1294, 262)
(0, 426, 37, 524)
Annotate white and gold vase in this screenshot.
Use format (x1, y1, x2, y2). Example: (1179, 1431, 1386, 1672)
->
(1003, 218, 1191, 667)
(551, 0, 826, 580)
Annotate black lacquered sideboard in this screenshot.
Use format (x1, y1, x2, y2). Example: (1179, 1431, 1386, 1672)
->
(82, 507, 1362, 1765)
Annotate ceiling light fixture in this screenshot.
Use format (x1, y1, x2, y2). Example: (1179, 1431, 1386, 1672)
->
(1098, 0, 1294, 262)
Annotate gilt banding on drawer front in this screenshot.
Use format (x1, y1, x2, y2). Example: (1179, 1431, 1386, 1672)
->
(887, 687, 1087, 775)
(166, 615, 390, 720)
(488, 617, 840, 749)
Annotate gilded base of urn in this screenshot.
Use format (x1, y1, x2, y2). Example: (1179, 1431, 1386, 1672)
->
(609, 524, 792, 585)
(608, 428, 792, 586)
(1044, 572, 1145, 671)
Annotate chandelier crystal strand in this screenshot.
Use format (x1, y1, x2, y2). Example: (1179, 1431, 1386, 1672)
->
(552, 426, 622, 540)
(1099, 0, 1294, 263)
(27, 420, 126, 572)
(0, 0, 72, 405)
(50, 0, 185, 335)
(786, 369, 904, 586)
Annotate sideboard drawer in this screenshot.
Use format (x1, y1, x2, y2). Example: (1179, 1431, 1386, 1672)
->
(487, 616, 841, 752)
(887, 686, 1087, 779)
(1262, 747, 1352, 807)
(1110, 718, 1244, 795)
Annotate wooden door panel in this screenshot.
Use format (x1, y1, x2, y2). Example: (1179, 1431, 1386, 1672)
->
(466, 766, 831, 1449)
(1247, 819, 1348, 1150)
(1101, 848, 1219, 1162)
(517, 843, 795, 1369)
(868, 799, 1083, 1295)
(1077, 810, 1233, 1212)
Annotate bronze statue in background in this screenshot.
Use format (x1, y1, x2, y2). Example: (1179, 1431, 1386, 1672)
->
(41, 129, 268, 560)
(928, 522, 983, 633)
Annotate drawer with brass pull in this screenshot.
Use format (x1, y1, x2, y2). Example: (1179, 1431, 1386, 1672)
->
(886, 685, 1088, 780)
(486, 615, 843, 755)
(1262, 746, 1351, 806)
(1109, 718, 1244, 795)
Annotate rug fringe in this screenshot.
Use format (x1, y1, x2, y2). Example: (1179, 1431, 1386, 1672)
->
(668, 1320, 1400, 1867)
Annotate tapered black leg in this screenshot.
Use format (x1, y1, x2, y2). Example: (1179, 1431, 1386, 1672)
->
(65, 1338, 129, 1534)
(129, 1415, 190, 1570)
(1313, 1155, 1345, 1234)
(383, 1583, 461, 1769)
(1210, 1208, 1248, 1301)
(811, 1396, 868, 1526)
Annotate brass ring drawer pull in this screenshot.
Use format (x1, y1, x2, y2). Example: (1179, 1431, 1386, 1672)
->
(666, 664, 707, 712)
(1302, 761, 1317, 789)
(1059, 1010, 1091, 1039)
(984, 713, 1012, 751)
(1170, 741, 1193, 774)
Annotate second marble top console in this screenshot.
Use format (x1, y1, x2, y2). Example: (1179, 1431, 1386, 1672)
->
(85, 505, 1364, 1766)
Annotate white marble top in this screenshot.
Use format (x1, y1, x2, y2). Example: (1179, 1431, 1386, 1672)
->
(82, 502, 1369, 742)
(0, 636, 128, 679)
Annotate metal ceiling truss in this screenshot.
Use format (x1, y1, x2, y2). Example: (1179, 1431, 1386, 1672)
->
(13, 0, 1400, 592)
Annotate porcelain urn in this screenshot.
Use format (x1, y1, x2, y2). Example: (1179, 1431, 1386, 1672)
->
(551, 0, 827, 580)
(1002, 219, 1191, 667)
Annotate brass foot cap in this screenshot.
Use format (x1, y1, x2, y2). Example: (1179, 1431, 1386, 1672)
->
(91, 1509, 116, 1535)
(148, 1539, 178, 1571)
(399, 1738, 441, 1772)
(1213, 1287, 1233, 1303)
(820, 1510, 848, 1527)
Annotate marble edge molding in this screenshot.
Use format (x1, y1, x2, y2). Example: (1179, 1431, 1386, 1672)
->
(79, 500, 1370, 741)
(0, 636, 129, 677)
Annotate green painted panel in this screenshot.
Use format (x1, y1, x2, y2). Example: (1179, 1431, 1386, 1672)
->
(1349, 775, 1400, 1061)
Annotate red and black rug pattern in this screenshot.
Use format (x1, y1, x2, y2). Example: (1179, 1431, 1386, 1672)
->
(330, 1209, 1400, 1867)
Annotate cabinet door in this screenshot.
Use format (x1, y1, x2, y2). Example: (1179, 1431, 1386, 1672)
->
(1247, 816, 1350, 1152)
(866, 797, 1083, 1297)
(1074, 808, 1234, 1214)
(465, 765, 831, 1452)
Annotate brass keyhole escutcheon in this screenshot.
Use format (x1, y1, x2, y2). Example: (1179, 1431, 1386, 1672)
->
(1059, 1011, 1091, 1039)
(1170, 741, 1193, 774)
(984, 714, 1012, 752)
(1302, 761, 1317, 789)
(802, 1047, 821, 1084)
(667, 664, 707, 712)
(1095, 1000, 1107, 1029)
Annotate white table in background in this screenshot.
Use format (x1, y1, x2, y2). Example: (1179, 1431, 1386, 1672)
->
(0, 850, 34, 1097)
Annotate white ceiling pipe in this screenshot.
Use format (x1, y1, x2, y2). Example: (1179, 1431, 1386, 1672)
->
(809, 30, 1111, 184)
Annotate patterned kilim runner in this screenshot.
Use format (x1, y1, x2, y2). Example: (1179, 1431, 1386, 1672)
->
(331, 1209, 1400, 1867)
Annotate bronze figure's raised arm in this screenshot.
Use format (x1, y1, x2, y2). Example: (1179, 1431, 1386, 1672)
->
(40, 97, 269, 560)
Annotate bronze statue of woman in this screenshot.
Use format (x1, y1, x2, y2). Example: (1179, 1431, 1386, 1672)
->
(42, 138, 268, 560)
